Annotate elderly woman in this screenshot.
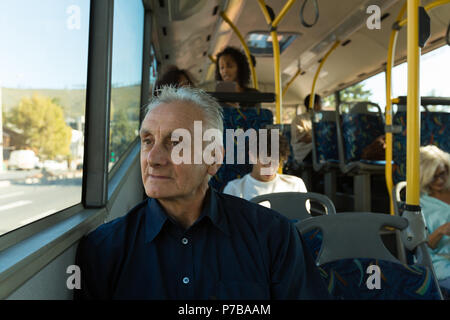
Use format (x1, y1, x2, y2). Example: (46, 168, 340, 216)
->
(419, 145, 450, 291)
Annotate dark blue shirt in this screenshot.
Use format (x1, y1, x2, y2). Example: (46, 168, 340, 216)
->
(75, 188, 329, 299)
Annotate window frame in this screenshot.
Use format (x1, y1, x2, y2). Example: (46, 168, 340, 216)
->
(0, 0, 151, 299)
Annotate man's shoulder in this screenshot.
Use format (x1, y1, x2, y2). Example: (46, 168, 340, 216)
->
(82, 199, 148, 249)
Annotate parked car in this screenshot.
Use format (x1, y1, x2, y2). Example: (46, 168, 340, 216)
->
(8, 150, 40, 170)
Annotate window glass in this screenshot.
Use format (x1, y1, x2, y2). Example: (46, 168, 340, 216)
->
(339, 72, 386, 111)
(109, 0, 144, 170)
(0, 0, 89, 236)
(392, 45, 450, 111)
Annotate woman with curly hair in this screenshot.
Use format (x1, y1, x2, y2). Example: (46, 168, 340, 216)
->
(419, 145, 450, 292)
(215, 46, 259, 108)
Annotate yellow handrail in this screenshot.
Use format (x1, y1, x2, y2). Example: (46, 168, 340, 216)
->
(385, 1, 406, 215)
(282, 68, 302, 98)
(257, 0, 297, 175)
(405, 0, 421, 206)
(398, 0, 450, 27)
(220, 12, 259, 90)
(309, 40, 340, 110)
(257, 0, 298, 125)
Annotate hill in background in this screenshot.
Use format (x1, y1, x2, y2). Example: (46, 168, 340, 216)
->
(1, 85, 141, 120)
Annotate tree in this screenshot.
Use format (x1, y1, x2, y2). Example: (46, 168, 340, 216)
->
(340, 83, 372, 102)
(7, 94, 72, 160)
(109, 107, 137, 163)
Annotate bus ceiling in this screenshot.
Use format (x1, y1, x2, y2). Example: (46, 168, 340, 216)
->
(147, 0, 450, 100)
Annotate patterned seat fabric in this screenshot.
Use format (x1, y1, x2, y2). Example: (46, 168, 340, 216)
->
(313, 120, 339, 162)
(317, 258, 441, 300)
(393, 111, 449, 184)
(209, 107, 274, 191)
(341, 113, 385, 163)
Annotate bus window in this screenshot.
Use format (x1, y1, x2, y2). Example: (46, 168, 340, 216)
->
(392, 45, 450, 111)
(0, 0, 90, 236)
(109, 0, 144, 171)
(339, 72, 386, 110)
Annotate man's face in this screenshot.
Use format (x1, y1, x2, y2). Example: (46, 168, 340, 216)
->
(140, 101, 220, 200)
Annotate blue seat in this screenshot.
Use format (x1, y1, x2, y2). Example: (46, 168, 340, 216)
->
(311, 110, 339, 172)
(336, 102, 386, 174)
(392, 107, 450, 184)
(296, 212, 444, 300)
(209, 106, 273, 191)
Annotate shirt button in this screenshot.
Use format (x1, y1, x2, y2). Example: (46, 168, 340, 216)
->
(183, 277, 190, 284)
(181, 237, 189, 245)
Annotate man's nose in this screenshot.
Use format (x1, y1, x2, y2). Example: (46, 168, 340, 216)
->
(147, 142, 169, 167)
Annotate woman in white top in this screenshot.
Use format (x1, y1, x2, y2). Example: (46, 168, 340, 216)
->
(419, 145, 450, 292)
(224, 133, 307, 201)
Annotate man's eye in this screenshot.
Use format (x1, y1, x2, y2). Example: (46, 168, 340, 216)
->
(143, 139, 153, 145)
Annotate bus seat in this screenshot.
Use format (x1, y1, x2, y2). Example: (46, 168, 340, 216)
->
(250, 191, 336, 260)
(296, 212, 444, 300)
(336, 102, 386, 211)
(393, 108, 449, 184)
(311, 110, 339, 171)
(423, 111, 450, 153)
(337, 101, 386, 172)
(209, 106, 274, 191)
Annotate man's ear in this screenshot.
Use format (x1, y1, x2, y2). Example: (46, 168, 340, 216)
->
(207, 145, 224, 176)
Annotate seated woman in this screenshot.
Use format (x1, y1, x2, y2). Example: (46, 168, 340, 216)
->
(419, 145, 450, 292)
(154, 65, 194, 94)
(223, 133, 307, 201)
(215, 46, 259, 108)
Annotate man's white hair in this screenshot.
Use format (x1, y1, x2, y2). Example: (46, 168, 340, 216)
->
(145, 85, 223, 135)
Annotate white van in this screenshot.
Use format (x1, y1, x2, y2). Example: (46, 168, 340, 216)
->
(8, 150, 39, 170)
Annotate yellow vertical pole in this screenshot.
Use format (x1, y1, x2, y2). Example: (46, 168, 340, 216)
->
(272, 30, 282, 124)
(220, 12, 259, 90)
(385, 2, 407, 215)
(309, 41, 340, 110)
(405, 0, 421, 206)
(257, 0, 297, 124)
(282, 68, 302, 97)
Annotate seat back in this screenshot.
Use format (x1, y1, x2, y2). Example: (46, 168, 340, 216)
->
(311, 110, 339, 172)
(250, 191, 336, 222)
(296, 212, 444, 300)
(209, 106, 273, 191)
(338, 101, 385, 163)
(392, 104, 449, 184)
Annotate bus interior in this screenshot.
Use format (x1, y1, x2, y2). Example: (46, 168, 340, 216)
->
(0, 0, 449, 300)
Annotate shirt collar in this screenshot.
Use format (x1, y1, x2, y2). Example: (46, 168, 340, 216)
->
(144, 188, 231, 243)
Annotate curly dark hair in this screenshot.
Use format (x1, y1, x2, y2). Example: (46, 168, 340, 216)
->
(215, 46, 251, 88)
(154, 66, 194, 94)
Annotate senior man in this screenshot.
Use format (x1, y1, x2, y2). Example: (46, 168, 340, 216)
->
(75, 86, 329, 300)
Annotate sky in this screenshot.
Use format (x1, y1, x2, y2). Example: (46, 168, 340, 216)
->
(360, 45, 450, 111)
(0, 0, 448, 99)
(0, 0, 144, 89)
